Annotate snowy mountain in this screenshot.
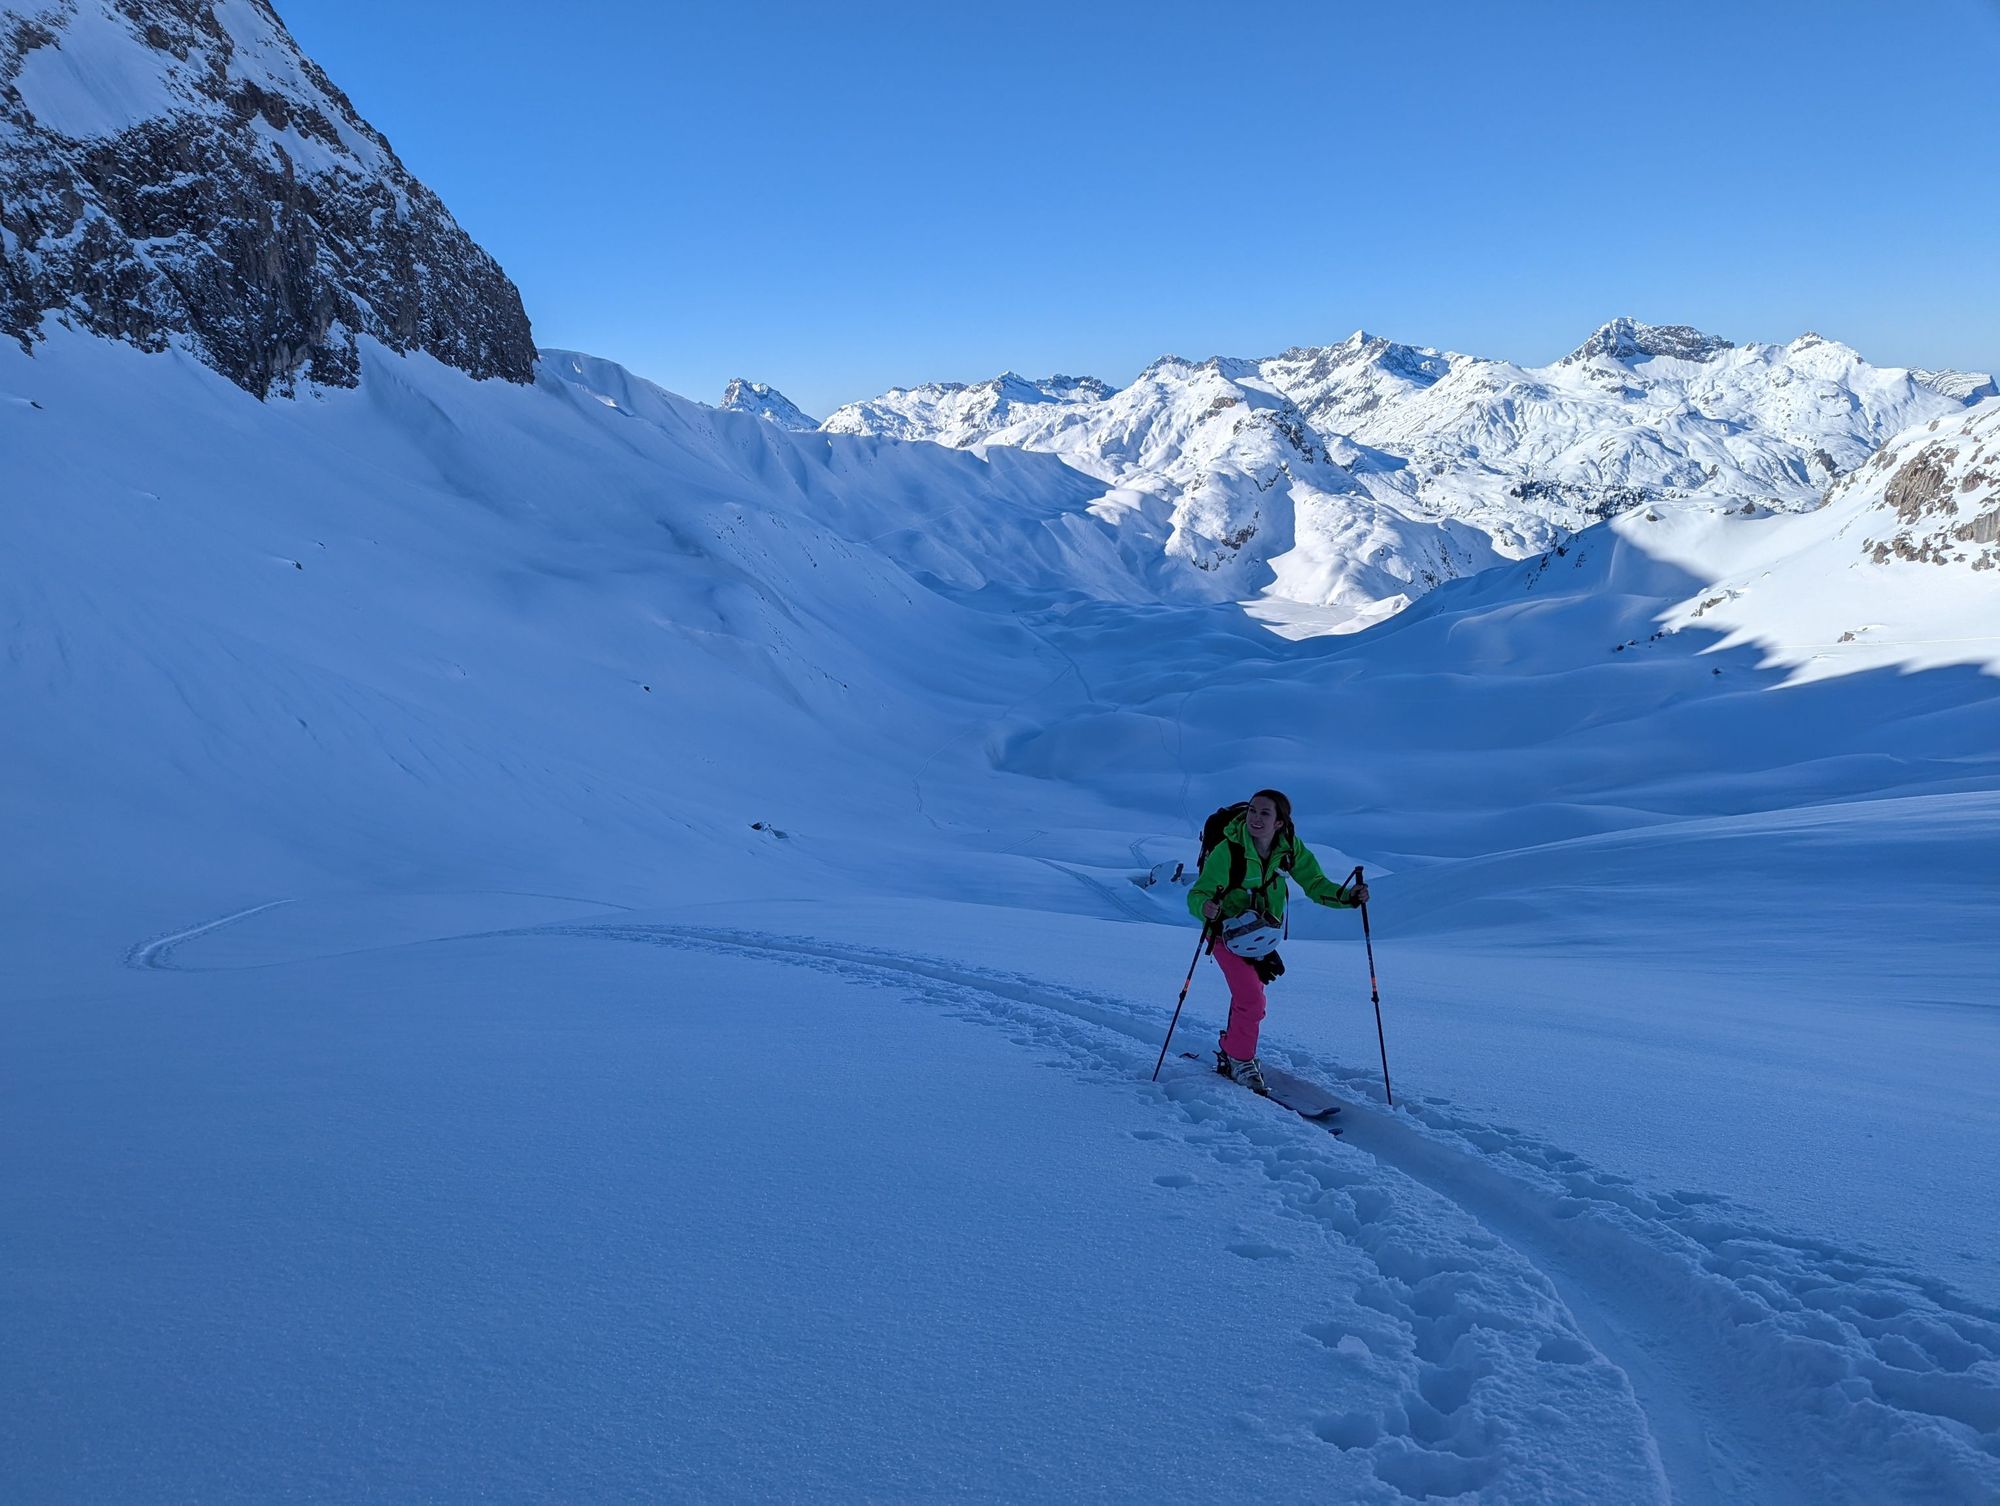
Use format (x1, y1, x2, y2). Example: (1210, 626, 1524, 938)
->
(718, 376, 818, 430)
(821, 369, 1116, 445)
(1260, 330, 1456, 434)
(1846, 396, 2000, 569)
(0, 0, 534, 395)
(5, 6, 2000, 1503)
(824, 320, 1994, 631)
(928, 352, 1505, 631)
(1627, 394, 2000, 685)
(1911, 366, 2000, 404)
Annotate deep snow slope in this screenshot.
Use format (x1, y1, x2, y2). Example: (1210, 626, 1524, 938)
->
(0, 327, 1150, 929)
(6, 328, 1999, 1502)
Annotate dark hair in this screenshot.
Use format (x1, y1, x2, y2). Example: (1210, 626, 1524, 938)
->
(1251, 788, 1294, 836)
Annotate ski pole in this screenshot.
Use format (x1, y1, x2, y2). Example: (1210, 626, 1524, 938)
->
(1349, 865, 1393, 1107)
(1152, 921, 1215, 1081)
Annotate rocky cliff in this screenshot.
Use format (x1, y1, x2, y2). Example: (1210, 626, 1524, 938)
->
(0, 0, 535, 396)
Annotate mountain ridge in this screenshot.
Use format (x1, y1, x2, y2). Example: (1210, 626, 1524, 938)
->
(804, 319, 1994, 628)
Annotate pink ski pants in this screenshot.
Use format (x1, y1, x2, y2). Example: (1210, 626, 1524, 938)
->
(1213, 941, 1268, 1060)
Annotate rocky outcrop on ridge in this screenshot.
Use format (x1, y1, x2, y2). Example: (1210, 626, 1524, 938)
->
(720, 377, 818, 431)
(1847, 400, 2000, 570)
(0, 0, 535, 396)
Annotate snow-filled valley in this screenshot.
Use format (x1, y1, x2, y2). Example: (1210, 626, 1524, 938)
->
(6, 324, 1998, 1504)
(5, 1, 2000, 1501)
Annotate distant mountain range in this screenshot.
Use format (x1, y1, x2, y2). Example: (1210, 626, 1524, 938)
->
(729, 322, 1994, 627)
(4, 0, 1993, 639)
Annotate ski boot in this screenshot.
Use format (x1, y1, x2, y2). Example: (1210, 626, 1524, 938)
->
(1214, 1044, 1270, 1096)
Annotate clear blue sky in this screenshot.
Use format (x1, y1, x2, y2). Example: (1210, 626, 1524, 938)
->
(280, 0, 2000, 419)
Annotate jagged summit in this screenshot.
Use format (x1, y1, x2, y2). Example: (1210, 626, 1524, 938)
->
(820, 369, 1115, 442)
(1263, 334, 1454, 428)
(1276, 330, 1448, 375)
(977, 371, 1115, 402)
(0, 0, 535, 396)
(1565, 318, 1736, 366)
(719, 378, 819, 431)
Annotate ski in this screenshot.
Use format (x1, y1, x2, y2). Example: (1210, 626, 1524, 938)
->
(1180, 1051, 1343, 1127)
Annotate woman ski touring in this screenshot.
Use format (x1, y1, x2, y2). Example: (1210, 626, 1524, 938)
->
(1187, 789, 1366, 1095)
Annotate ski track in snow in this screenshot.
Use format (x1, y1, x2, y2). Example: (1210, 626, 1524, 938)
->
(529, 919, 2000, 1506)
(1029, 855, 1160, 926)
(123, 893, 630, 972)
(123, 899, 296, 970)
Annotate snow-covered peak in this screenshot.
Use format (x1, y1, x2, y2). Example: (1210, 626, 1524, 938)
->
(1273, 330, 1453, 387)
(820, 370, 1117, 445)
(719, 378, 819, 431)
(814, 320, 1992, 633)
(1261, 331, 1457, 432)
(1018, 372, 1116, 403)
(1564, 317, 1737, 366)
(0, 0, 534, 395)
(1912, 367, 2000, 404)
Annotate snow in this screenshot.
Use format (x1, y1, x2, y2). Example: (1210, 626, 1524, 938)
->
(817, 322, 1993, 635)
(7, 0, 192, 139)
(5, 0, 397, 184)
(4, 325, 1998, 1503)
(717, 375, 819, 431)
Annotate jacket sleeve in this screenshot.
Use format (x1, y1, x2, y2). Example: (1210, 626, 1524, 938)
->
(1290, 841, 1359, 908)
(1186, 842, 1236, 921)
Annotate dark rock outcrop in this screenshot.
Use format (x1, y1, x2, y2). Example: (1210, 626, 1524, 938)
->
(1, 0, 535, 397)
(1565, 318, 1736, 366)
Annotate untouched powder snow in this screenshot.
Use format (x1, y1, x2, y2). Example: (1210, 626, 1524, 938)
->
(5, 328, 1999, 1504)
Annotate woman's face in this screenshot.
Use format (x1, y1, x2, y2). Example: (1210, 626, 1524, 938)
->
(1246, 795, 1280, 844)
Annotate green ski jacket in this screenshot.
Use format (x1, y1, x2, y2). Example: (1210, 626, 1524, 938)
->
(1186, 813, 1360, 924)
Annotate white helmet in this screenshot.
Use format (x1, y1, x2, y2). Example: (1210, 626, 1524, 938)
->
(1218, 910, 1283, 959)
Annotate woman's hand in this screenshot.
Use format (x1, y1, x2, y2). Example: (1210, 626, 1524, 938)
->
(1347, 881, 1370, 906)
(1202, 900, 1221, 920)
